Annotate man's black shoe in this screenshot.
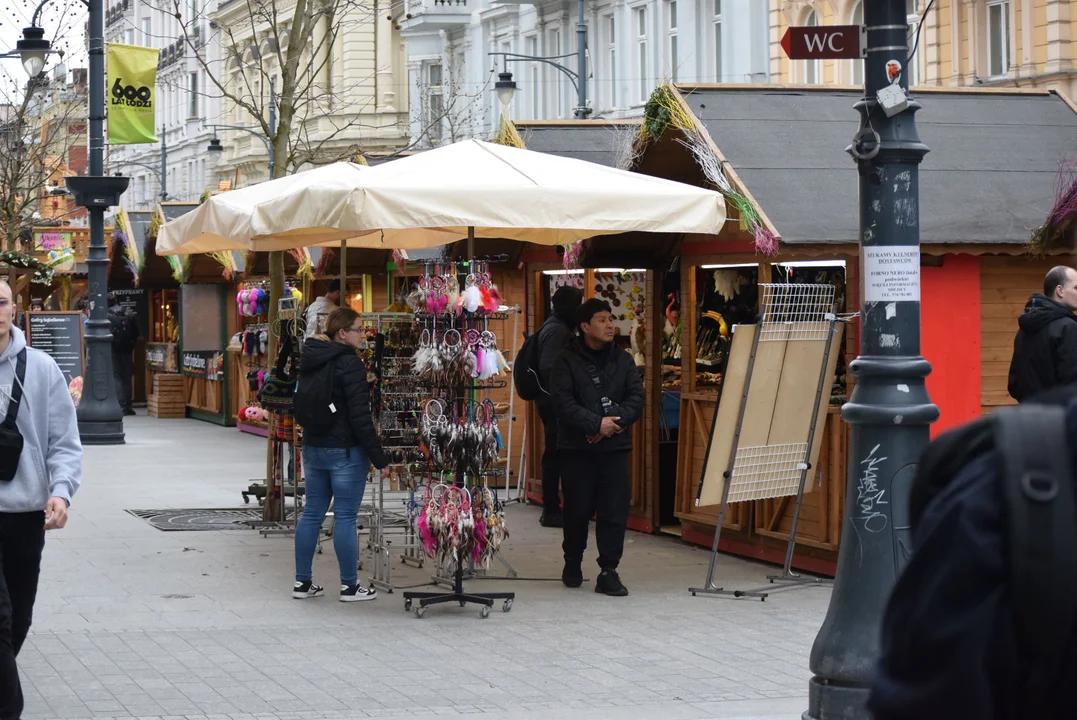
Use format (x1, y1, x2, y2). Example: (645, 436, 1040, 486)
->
(595, 569, 629, 596)
(562, 560, 583, 588)
(123, 408, 136, 416)
(540, 510, 563, 528)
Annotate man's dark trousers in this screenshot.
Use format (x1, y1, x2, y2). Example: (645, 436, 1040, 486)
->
(112, 352, 133, 412)
(0, 511, 46, 720)
(538, 403, 561, 514)
(560, 450, 631, 569)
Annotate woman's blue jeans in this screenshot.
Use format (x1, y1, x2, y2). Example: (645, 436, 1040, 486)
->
(295, 446, 370, 586)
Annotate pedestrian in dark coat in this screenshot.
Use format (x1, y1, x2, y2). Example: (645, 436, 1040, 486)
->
(534, 285, 583, 528)
(549, 298, 644, 596)
(1008, 266, 1077, 402)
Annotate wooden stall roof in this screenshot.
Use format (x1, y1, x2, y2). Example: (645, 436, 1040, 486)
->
(664, 84, 1077, 250)
(514, 120, 639, 168)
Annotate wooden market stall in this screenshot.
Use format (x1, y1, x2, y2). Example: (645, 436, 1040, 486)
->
(617, 83, 1077, 575)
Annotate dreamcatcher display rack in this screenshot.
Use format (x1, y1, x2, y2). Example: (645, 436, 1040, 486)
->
(401, 260, 517, 618)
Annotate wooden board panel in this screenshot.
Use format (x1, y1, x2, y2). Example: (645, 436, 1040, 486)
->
(697, 325, 756, 508)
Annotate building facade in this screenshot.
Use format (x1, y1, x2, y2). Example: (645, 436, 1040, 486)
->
(107, 0, 409, 210)
(770, 0, 1075, 99)
(105, 0, 222, 210)
(209, 0, 410, 186)
(400, 0, 771, 147)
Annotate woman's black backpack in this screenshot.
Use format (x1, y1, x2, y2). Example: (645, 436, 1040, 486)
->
(294, 358, 337, 432)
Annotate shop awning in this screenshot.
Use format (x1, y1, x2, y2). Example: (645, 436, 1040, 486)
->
(673, 86, 1077, 246)
(157, 139, 727, 255)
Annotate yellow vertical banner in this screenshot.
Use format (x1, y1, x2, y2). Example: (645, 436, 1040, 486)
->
(107, 43, 159, 145)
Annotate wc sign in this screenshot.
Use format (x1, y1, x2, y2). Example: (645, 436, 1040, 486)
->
(780, 24, 863, 60)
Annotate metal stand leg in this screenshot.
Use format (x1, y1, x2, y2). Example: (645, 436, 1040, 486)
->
(689, 490, 768, 601)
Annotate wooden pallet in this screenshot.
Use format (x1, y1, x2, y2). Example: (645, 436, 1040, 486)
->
(148, 374, 186, 418)
(148, 393, 186, 418)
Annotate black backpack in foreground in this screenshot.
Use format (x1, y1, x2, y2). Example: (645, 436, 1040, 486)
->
(873, 399, 1077, 719)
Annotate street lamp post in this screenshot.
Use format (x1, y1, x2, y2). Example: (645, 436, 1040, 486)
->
(16, 0, 129, 444)
(802, 0, 938, 717)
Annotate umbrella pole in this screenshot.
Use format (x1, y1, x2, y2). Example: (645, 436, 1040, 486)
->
(467, 226, 475, 258)
(339, 240, 347, 306)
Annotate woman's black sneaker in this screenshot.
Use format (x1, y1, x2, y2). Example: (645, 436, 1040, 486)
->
(340, 584, 378, 602)
(562, 560, 583, 588)
(595, 570, 629, 596)
(292, 581, 324, 599)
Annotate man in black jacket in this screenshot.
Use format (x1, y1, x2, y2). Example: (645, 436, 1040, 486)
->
(1008, 266, 1077, 402)
(535, 286, 583, 528)
(550, 299, 644, 596)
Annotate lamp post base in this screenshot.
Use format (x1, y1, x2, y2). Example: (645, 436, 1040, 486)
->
(803, 676, 870, 720)
(77, 419, 126, 445)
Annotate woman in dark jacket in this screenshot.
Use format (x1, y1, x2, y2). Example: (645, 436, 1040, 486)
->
(293, 307, 389, 602)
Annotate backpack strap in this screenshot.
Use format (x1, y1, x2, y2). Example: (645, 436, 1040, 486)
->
(2, 349, 27, 428)
(994, 404, 1077, 712)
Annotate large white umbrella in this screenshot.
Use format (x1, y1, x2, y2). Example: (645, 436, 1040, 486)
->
(157, 139, 727, 255)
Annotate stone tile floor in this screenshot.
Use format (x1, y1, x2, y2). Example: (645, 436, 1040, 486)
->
(20, 414, 832, 720)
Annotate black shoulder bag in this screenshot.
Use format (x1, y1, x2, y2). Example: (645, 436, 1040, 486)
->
(0, 349, 28, 482)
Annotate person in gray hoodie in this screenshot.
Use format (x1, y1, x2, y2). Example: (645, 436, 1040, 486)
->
(0, 281, 82, 720)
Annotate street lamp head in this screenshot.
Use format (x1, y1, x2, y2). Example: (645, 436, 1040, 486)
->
(17, 26, 50, 78)
(207, 137, 224, 153)
(494, 71, 516, 110)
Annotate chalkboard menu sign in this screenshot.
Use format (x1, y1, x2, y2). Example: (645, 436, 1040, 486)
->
(182, 350, 224, 381)
(26, 312, 84, 382)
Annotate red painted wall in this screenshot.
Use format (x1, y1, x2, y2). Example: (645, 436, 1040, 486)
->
(921, 255, 982, 437)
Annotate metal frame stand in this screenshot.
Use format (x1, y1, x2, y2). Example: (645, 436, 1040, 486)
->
(690, 284, 839, 601)
(690, 316, 767, 601)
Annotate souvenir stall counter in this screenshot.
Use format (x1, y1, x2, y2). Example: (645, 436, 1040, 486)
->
(179, 254, 241, 425)
(673, 247, 856, 575)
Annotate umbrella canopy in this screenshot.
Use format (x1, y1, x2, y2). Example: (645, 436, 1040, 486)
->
(157, 139, 727, 256)
(156, 162, 370, 255)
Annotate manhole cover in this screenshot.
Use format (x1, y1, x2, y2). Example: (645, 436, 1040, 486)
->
(127, 509, 263, 531)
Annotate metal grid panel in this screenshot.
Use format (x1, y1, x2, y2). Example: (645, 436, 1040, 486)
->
(727, 443, 809, 503)
(758, 283, 836, 342)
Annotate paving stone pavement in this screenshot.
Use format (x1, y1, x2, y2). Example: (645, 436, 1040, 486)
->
(18, 414, 834, 720)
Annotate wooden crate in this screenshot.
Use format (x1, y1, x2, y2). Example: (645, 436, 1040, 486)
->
(149, 374, 185, 418)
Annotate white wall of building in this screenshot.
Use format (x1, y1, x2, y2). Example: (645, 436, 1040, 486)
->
(400, 0, 769, 146)
(106, 0, 221, 210)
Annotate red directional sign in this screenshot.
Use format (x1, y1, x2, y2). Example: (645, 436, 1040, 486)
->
(781, 25, 862, 60)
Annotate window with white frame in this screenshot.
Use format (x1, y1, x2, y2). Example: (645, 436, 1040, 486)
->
(527, 36, 539, 118)
(850, 1, 863, 85)
(986, 0, 1009, 78)
(636, 7, 648, 102)
(713, 0, 722, 81)
(803, 9, 820, 83)
(189, 0, 199, 25)
(141, 18, 151, 46)
(548, 31, 562, 117)
(425, 62, 443, 144)
(906, 0, 920, 86)
(124, 28, 135, 45)
(666, 1, 678, 81)
(189, 72, 198, 117)
(606, 15, 617, 108)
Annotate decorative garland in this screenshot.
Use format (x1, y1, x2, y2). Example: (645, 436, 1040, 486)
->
(287, 247, 314, 285)
(1029, 161, 1077, 254)
(0, 250, 53, 284)
(639, 85, 779, 256)
(148, 211, 186, 282)
(115, 210, 142, 286)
